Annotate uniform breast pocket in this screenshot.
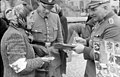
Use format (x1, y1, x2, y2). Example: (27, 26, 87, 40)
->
(33, 29, 43, 33)
(32, 29, 45, 41)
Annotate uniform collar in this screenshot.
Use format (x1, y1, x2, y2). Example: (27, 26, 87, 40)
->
(99, 11, 115, 24)
(104, 11, 115, 20)
(36, 9, 50, 19)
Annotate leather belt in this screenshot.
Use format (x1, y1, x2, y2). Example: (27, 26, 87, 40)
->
(32, 40, 52, 47)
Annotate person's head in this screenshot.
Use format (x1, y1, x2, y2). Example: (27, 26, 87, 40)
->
(8, 3, 32, 28)
(37, 0, 55, 15)
(87, 0, 112, 21)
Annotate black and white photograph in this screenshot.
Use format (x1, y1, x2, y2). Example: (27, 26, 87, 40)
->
(1, 0, 120, 77)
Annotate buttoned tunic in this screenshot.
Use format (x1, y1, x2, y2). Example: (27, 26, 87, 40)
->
(27, 10, 63, 43)
(27, 9, 63, 77)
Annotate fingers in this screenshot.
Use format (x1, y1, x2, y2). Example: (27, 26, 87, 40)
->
(41, 56, 55, 62)
(72, 44, 85, 54)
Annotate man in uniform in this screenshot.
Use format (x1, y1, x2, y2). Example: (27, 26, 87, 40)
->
(27, 0, 64, 77)
(72, 0, 120, 77)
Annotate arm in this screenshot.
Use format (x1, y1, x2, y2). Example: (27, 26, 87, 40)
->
(6, 33, 44, 74)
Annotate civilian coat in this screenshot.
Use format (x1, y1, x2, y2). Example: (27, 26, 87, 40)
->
(1, 26, 45, 77)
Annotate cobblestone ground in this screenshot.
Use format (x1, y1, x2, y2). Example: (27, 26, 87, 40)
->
(63, 52, 87, 77)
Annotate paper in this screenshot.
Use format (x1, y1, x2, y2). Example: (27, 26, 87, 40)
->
(54, 43, 75, 49)
(93, 39, 120, 77)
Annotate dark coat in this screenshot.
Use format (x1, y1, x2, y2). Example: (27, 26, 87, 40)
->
(0, 18, 8, 40)
(58, 11, 68, 74)
(0, 18, 8, 77)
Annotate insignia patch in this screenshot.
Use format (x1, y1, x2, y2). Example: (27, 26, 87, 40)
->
(108, 18, 114, 24)
(48, 0, 53, 3)
(9, 58, 27, 73)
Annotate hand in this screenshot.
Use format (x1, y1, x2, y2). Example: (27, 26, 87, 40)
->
(73, 43, 85, 54)
(74, 37, 86, 45)
(28, 34, 34, 42)
(41, 56, 55, 62)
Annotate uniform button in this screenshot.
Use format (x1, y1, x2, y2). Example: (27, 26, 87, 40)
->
(47, 39, 50, 41)
(47, 35, 49, 37)
(46, 23, 48, 25)
(35, 30, 37, 32)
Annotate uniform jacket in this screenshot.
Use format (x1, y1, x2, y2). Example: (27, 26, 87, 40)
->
(1, 26, 45, 77)
(27, 10, 63, 43)
(83, 12, 120, 77)
(27, 9, 64, 77)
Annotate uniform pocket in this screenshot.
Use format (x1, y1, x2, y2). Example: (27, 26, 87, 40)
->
(53, 27, 58, 31)
(32, 29, 43, 33)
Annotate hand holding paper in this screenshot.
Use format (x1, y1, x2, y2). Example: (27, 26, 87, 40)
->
(41, 57, 55, 62)
(73, 43, 85, 54)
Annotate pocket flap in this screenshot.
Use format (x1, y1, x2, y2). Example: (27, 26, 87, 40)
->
(32, 29, 42, 33)
(54, 27, 58, 30)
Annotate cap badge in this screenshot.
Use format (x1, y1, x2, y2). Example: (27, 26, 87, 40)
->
(48, 0, 53, 3)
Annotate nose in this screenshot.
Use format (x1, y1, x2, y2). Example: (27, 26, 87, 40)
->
(45, 9, 49, 12)
(89, 10, 95, 17)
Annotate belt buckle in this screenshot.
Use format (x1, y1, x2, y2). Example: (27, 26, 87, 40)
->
(45, 42, 51, 47)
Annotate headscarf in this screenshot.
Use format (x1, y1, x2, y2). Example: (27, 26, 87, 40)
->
(7, 3, 32, 28)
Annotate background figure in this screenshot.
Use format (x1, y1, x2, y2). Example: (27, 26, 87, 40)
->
(0, 18, 8, 77)
(27, 0, 64, 77)
(73, 0, 120, 77)
(52, 4, 68, 74)
(0, 1, 9, 77)
(1, 3, 53, 77)
(67, 15, 96, 45)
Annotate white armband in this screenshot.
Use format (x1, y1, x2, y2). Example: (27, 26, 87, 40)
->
(9, 58, 27, 73)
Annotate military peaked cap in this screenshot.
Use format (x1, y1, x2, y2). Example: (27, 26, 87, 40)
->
(37, 0, 55, 5)
(88, 0, 110, 9)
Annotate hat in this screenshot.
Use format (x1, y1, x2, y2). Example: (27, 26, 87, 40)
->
(87, 0, 110, 9)
(38, 0, 55, 5)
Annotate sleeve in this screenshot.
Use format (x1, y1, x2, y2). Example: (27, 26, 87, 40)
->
(103, 25, 120, 41)
(83, 47, 95, 60)
(6, 33, 44, 74)
(56, 15, 64, 43)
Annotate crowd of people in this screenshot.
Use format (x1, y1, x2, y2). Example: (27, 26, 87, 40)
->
(0, 0, 120, 77)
